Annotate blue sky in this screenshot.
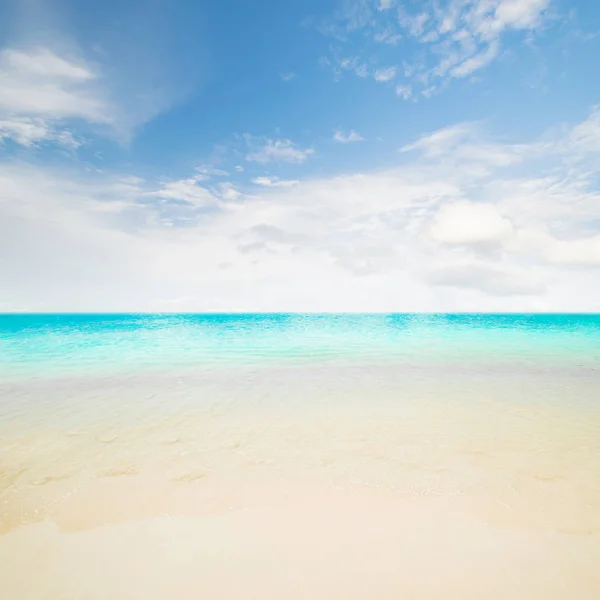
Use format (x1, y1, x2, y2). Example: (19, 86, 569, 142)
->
(2, 0, 600, 311)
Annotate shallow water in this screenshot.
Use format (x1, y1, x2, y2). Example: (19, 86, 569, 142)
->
(1, 314, 600, 598)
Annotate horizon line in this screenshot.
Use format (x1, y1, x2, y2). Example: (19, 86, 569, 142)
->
(2, 311, 600, 317)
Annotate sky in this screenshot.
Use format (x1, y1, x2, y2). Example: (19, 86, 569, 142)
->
(1, 0, 600, 312)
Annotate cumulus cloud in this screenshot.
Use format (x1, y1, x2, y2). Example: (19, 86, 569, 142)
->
(496, 0, 551, 29)
(429, 201, 514, 247)
(3, 105, 600, 312)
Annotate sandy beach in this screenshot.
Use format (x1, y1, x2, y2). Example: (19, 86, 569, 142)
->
(2, 358, 600, 599)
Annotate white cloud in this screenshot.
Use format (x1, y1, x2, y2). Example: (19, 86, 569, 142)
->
(319, 0, 552, 96)
(195, 167, 229, 178)
(495, 0, 550, 29)
(148, 177, 219, 207)
(2, 48, 94, 80)
(0, 116, 80, 148)
(245, 137, 314, 164)
(0, 117, 49, 146)
(355, 63, 369, 78)
(252, 176, 300, 188)
(333, 56, 370, 80)
(3, 105, 600, 312)
(421, 86, 437, 99)
(395, 85, 413, 100)
(567, 106, 600, 154)
(374, 29, 402, 45)
(401, 124, 474, 157)
(451, 41, 499, 78)
(217, 182, 243, 201)
(374, 67, 397, 82)
(333, 130, 365, 143)
(514, 230, 600, 267)
(280, 72, 295, 81)
(398, 10, 430, 37)
(426, 259, 547, 296)
(0, 47, 109, 123)
(0, 40, 190, 143)
(235, 165, 245, 172)
(402, 122, 527, 167)
(429, 201, 514, 247)
(418, 0, 549, 79)
(52, 130, 82, 149)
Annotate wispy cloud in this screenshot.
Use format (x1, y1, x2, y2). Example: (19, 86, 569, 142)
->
(4, 106, 600, 311)
(0, 45, 112, 149)
(373, 66, 397, 82)
(252, 176, 300, 187)
(245, 136, 314, 164)
(196, 167, 229, 177)
(322, 54, 370, 81)
(401, 123, 477, 157)
(148, 177, 219, 208)
(426, 260, 547, 296)
(0, 0, 199, 145)
(449, 41, 500, 78)
(395, 85, 413, 100)
(280, 72, 295, 81)
(3, 48, 94, 80)
(0, 48, 109, 121)
(373, 29, 402, 45)
(0, 116, 81, 148)
(318, 0, 553, 97)
(333, 130, 366, 143)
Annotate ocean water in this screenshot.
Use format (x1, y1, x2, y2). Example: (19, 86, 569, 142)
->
(2, 312, 600, 378)
(1, 313, 600, 599)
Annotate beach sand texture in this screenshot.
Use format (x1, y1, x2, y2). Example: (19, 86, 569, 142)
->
(1, 314, 599, 598)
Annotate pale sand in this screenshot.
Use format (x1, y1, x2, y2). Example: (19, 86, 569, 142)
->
(2, 485, 600, 600)
(1, 366, 600, 598)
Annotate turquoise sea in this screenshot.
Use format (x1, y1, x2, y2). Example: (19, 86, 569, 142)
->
(1, 313, 600, 599)
(2, 313, 600, 379)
